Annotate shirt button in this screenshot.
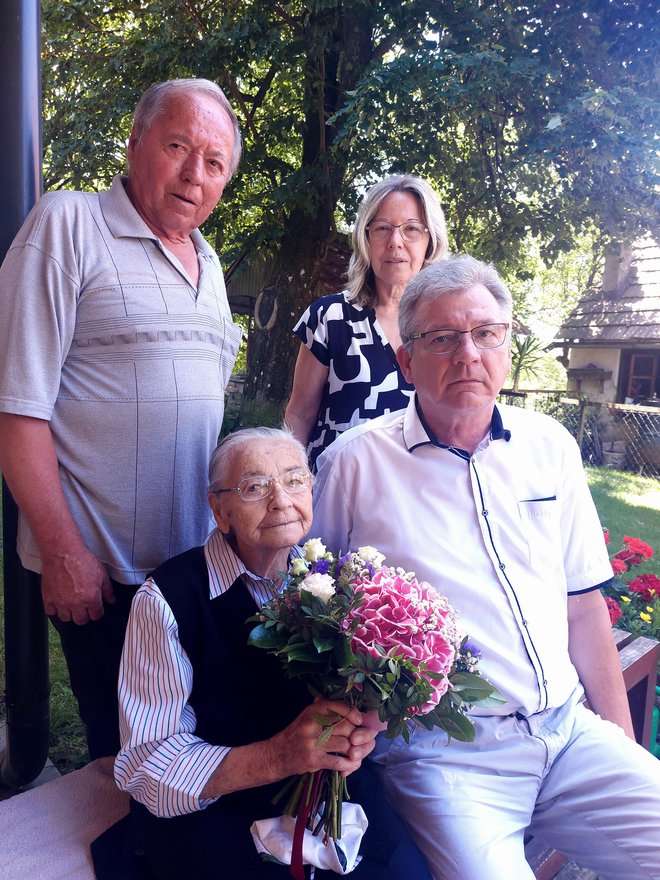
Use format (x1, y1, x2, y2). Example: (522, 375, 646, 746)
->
(482, 509, 488, 516)
(499, 562, 506, 571)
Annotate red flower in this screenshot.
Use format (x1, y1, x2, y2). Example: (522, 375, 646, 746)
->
(604, 596, 622, 625)
(603, 528, 610, 546)
(610, 558, 627, 575)
(623, 536, 653, 559)
(628, 574, 660, 603)
(614, 549, 643, 568)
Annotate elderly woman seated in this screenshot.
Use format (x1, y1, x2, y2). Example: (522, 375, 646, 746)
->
(114, 427, 430, 880)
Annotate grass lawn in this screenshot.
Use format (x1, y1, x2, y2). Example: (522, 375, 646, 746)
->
(586, 466, 660, 579)
(1, 465, 659, 775)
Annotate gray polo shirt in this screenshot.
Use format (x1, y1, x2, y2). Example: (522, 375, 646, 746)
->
(0, 176, 241, 583)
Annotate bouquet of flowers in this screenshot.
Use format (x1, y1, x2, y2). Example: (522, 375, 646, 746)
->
(601, 531, 659, 640)
(248, 540, 502, 875)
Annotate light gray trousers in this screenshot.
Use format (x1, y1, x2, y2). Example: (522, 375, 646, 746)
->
(370, 693, 660, 879)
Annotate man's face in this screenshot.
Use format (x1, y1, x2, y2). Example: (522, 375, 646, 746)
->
(127, 92, 235, 239)
(397, 283, 512, 424)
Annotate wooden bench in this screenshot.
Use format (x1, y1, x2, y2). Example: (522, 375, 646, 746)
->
(525, 629, 660, 880)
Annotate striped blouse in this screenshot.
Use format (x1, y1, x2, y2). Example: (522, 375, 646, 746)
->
(114, 529, 303, 817)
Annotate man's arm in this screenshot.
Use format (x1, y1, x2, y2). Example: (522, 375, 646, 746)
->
(0, 412, 113, 623)
(567, 589, 634, 739)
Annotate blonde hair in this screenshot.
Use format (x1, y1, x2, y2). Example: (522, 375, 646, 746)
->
(347, 175, 449, 308)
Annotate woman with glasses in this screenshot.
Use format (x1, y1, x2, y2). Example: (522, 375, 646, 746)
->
(285, 175, 448, 469)
(114, 426, 432, 880)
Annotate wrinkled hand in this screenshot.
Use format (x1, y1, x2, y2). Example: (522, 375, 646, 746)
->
(267, 700, 379, 780)
(41, 545, 114, 624)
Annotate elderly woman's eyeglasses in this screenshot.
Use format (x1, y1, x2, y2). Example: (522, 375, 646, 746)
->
(408, 323, 510, 355)
(211, 468, 312, 502)
(366, 222, 429, 243)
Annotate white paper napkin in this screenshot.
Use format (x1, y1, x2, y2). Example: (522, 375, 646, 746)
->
(250, 804, 368, 874)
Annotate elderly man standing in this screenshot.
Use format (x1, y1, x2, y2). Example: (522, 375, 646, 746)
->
(0, 79, 243, 760)
(312, 255, 660, 879)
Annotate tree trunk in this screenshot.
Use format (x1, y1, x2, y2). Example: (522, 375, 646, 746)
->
(243, 1, 376, 411)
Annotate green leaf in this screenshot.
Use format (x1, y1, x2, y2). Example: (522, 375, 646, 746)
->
(247, 625, 286, 650)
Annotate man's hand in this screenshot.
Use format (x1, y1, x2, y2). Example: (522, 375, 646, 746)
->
(0, 413, 115, 624)
(41, 545, 114, 624)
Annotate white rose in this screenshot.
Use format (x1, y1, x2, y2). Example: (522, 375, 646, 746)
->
(358, 546, 385, 567)
(290, 557, 309, 577)
(303, 538, 327, 563)
(301, 573, 336, 602)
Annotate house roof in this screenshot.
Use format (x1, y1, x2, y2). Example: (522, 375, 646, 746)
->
(550, 234, 660, 349)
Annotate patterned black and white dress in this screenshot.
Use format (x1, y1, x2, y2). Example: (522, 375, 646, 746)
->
(293, 290, 414, 468)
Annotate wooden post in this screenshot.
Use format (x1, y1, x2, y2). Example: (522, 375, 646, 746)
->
(576, 399, 588, 453)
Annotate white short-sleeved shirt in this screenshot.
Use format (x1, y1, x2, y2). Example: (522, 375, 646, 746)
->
(0, 176, 242, 583)
(312, 395, 613, 717)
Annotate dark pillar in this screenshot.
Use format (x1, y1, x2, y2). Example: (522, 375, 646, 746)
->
(0, 0, 50, 789)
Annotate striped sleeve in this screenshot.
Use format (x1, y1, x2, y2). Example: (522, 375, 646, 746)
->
(114, 579, 230, 817)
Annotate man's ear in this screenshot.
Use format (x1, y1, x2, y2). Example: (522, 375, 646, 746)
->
(396, 344, 413, 383)
(126, 127, 138, 165)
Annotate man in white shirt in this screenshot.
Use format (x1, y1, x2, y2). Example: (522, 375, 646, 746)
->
(312, 254, 660, 879)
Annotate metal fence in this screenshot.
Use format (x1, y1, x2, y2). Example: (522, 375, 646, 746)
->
(498, 391, 660, 477)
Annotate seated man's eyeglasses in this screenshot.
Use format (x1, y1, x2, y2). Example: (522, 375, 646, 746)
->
(408, 323, 510, 355)
(211, 468, 312, 502)
(366, 222, 429, 242)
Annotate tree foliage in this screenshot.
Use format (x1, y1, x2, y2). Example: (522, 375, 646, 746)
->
(41, 0, 659, 404)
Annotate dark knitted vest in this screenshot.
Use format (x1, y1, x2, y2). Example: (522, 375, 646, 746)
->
(152, 546, 311, 812)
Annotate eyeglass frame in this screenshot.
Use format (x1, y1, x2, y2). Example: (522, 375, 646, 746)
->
(209, 468, 313, 502)
(366, 221, 429, 243)
(407, 323, 510, 355)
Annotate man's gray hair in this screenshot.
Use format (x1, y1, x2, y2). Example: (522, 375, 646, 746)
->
(132, 78, 242, 179)
(399, 255, 513, 352)
(208, 427, 309, 492)
(347, 175, 449, 308)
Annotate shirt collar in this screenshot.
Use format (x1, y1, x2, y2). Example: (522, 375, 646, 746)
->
(204, 528, 304, 600)
(99, 175, 213, 259)
(402, 393, 511, 457)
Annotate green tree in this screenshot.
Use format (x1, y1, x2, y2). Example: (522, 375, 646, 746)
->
(509, 334, 545, 392)
(41, 0, 659, 406)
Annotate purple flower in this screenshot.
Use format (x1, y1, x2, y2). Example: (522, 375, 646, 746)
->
(365, 562, 375, 578)
(312, 558, 331, 574)
(462, 642, 481, 658)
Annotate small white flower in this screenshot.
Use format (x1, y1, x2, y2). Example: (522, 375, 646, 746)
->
(301, 572, 336, 602)
(357, 546, 386, 567)
(303, 538, 327, 563)
(290, 557, 309, 577)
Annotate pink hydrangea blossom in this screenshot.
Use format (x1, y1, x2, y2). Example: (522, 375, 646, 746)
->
(343, 567, 460, 713)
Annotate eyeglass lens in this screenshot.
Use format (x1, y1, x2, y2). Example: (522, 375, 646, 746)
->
(368, 222, 427, 242)
(424, 324, 508, 354)
(238, 468, 310, 500)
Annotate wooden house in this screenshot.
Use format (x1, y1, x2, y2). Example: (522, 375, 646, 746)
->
(550, 235, 660, 405)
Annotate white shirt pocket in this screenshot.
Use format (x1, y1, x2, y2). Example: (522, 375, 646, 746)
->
(517, 497, 562, 573)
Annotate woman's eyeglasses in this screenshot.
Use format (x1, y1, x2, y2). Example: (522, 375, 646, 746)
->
(366, 222, 429, 243)
(211, 468, 312, 502)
